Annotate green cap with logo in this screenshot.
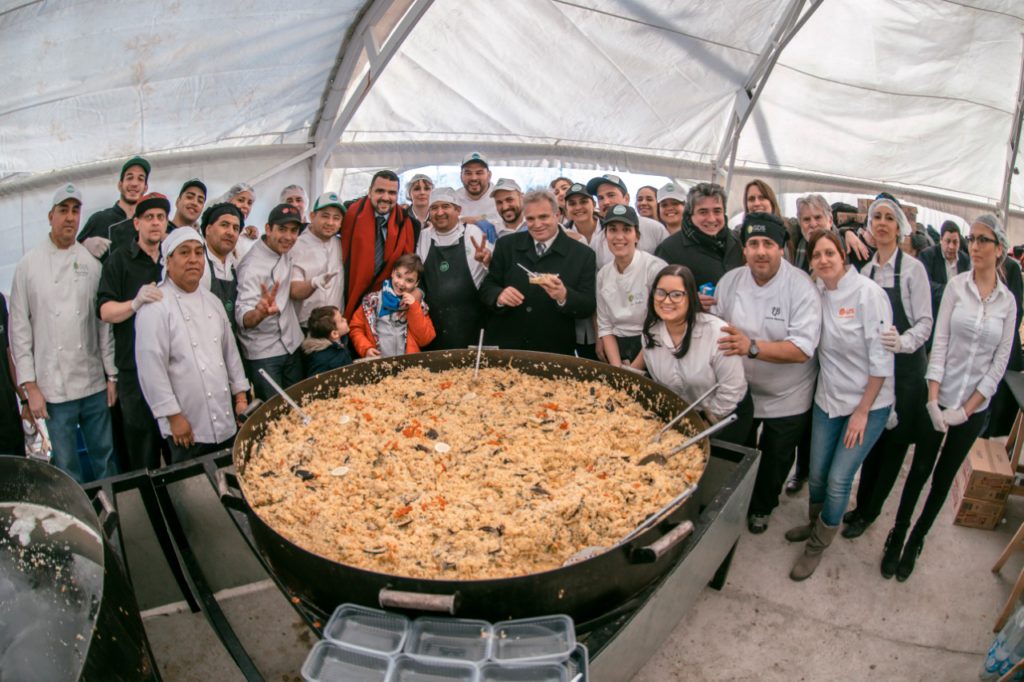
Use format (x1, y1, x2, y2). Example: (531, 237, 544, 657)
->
(312, 191, 344, 213)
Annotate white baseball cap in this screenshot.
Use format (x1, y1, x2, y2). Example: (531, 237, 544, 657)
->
(429, 187, 462, 208)
(489, 178, 522, 197)
(51, 183, 83, 207)
(657, 182, 687, 204)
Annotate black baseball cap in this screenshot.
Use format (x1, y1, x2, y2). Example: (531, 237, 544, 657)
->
(179, 178, 207, 198)
(564, 182, 591, 201)
(268, 203, 303, 227)
(601, 204, 639, 229)
(586, 174, 628, 196)
(135, 192, 171, 217)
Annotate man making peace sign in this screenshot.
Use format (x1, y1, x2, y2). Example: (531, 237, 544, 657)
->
(236, 204, 304, 401)
(415, 187, 493, 350)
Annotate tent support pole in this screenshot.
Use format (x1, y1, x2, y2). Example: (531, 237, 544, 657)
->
(711, 0, 823, 186)
(245, 147, 318, 188)
(312, 0, 434, 167)
(999, 34, 1024, 221)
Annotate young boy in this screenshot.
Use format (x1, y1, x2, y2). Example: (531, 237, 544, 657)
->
(301, 305, 353, 377)
(350, 253, 436, 358)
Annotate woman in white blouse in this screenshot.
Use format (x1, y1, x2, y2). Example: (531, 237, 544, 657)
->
(596, 205, 667, 366)
(786, 231, 894, 582)
(632, 264, 751, 444)
(842, 197, 933, 540)
(883, 214, 1015, 581)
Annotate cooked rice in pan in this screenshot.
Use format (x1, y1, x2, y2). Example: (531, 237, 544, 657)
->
(240, 366, 704, 580)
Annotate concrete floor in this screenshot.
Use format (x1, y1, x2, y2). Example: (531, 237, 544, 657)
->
(138, 456, 1024, 681)
(632, 464, 1024, 682)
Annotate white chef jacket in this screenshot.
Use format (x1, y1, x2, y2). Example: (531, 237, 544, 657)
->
(135, 279, 250, 444)
(235, 239, 303, 360)
(589, 217, 670, 269)
(289, 230, 344, 325)
(596, 250, 667, 337)
(814, 268, 895, 418)
(643, 314, 748, 418)
(860, 250, 933, 353)
(454, 186, 502, 226)
(235, 233, 257, 260)
(926, 272, 1015, 411)
(9, 237, 115, 403)
(713, 260, 821, 419)
(200, 250, 238, 291)
(415, 223, 491, 287)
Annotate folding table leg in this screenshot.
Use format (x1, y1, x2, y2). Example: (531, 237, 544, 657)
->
(994, 565, 1024, 633)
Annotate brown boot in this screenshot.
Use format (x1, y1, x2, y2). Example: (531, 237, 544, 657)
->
(790, 516, 839, 581)
(784, 502, 823, 543)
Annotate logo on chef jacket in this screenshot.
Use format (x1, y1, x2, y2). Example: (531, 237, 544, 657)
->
(838, 306, 857, 319)
(764, 305, 784, 322)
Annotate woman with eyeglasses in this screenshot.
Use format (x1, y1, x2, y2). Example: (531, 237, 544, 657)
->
(632, 264, 752, 444)
(881, 214, 1015, 582)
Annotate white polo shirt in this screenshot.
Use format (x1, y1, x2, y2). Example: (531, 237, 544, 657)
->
(289, 230, 344, 325)
(814, 268, 895, 418)
(714, 260, 821, 419)
(596, 250, 667, 337)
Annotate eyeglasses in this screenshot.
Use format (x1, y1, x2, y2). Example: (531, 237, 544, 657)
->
(966, 235, 998, 246)
(653, 288, 687, 303)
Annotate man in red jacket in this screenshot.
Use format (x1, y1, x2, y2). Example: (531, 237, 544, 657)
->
(340, 170, 415, 319)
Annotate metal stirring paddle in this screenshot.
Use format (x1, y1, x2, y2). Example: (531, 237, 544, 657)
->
(638, 414, 738, 466)
(257, 369, 312, 425)
(649, 382, 721, 444)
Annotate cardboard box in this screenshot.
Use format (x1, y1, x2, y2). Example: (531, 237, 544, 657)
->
(952, 495, 1005, 530)
(957, 438, 1013, 502)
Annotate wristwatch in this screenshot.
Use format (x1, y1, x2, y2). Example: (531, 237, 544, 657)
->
(747, 340, 760, 359)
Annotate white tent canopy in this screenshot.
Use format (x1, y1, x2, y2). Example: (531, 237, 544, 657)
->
(2, 0, 1023, 288)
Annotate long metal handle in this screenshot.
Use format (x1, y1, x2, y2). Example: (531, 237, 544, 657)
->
(257, 369, 311, 424)
(665, 413, 738, 458)
(650, 382, 721, 444)
(631, 521, 695, 564)
(621, 484, 699, 544)
(379, 588, 459, 614)
(238, 398, 263, 424)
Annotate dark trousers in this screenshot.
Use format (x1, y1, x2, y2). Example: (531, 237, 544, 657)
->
(745, 409, 813, 516)
(716, 390, 755, 446)
(853, 428, 914, 524)
(893, 408, 989, 538)
(246, 351, 303, 402)
(118, 370, 164, 472)
(167, 437, 234, 464)
(793, 424, 811, 479)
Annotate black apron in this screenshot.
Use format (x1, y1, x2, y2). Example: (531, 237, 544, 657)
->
(207, 256, 239, 334)
(423, 235, 482, 350)
(864, 249, 927, 442)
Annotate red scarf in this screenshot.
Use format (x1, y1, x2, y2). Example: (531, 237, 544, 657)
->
(341, 197, 414, 319)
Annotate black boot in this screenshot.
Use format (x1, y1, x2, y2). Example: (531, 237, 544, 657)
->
(880, 525, 907, 579)
(896, 529, 924, 582)
(842, 512, 870, 539)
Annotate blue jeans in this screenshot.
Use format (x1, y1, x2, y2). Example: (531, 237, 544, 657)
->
(46, 390, 118, 484)
(808, 403, 890, 526)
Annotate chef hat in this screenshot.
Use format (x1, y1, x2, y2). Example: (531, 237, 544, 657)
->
(161, 226, 205, 261)
(429, 187, 461, 208)
(867, 197, 912, 239)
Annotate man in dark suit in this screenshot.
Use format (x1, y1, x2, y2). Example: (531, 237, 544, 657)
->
(480, 190, 596, 354)
(918, 220, 970, 318)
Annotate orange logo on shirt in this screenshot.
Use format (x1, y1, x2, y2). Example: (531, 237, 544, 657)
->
(838, 307, 856, 318)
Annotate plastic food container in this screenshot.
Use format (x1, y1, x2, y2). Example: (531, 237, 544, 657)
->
(567, 643, 589, 680)
(478, 661, 568, 681)
(491, 616, 576, 663)
(405, 617, 492, 663)
(323, 604, 410, 655)
(301, 640, 391, 682)
(386, 654, 479, 681)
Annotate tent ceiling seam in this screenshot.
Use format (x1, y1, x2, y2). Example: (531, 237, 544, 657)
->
(551, 0, 759, 56)
(940, 0, 1024, 22)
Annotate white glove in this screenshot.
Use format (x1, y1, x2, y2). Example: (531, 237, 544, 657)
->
(941, 406, 969, 427)
(131, 283, 163, 311)
(82, 237, 111, 260)
(926, 400, 947, 433)
(880, 326, 902, 354)
(311, 272, 336, 291)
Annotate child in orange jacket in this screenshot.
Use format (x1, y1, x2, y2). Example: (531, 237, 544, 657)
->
(350, 253, 436, 357)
